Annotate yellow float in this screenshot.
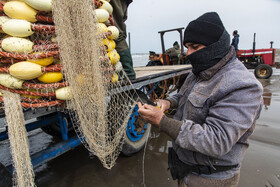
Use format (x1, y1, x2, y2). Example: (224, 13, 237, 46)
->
(37, 72, 63, 83)
(24, 0, 52, 12)
(55, 86, 73, 100)
(93, 9, 109, 23)
(21, 88, 42, 99)
(115, 61, 123, 73)
(9, 61, 43, 80)
(2, 19, 34, 37)
(107, 26, 119, 40)
(3, 1, 37, 23)
(0, 73, 24, 89)
(111, 73, 119, 83)
(0, 16, 11, 33)
(96, 23, 108, 35)
(1, 37, 34, 53)
(99, 0, 113, 15)
(107, 50, 120, 65)
(103, 38, 116, 52)
(27, 52, 54, 66)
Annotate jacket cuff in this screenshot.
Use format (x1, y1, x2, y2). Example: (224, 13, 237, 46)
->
(159, 115, 183, 140)
(165, 98, 177, 109)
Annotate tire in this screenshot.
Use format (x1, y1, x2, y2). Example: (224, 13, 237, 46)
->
(0, 162, 12, 187)
(121, 90, 152, 156)
(254, 64, 273, 79)
(122, 122, 151, 156)
(40, 113, 75, 138)
(41, 121, 63, 137)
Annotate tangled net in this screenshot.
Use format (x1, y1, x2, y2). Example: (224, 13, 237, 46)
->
(2, 90, 35, 187)
(53, 0, 140, 169)
(0, 0, 142, 185)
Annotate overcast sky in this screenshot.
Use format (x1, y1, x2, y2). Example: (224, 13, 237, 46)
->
(126, 0, 280, 54)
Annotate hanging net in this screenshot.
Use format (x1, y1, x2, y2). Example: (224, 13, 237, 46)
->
(52, 0, 140, 169)
(2, 90, 35, 187)
(0, 0, 142, 185)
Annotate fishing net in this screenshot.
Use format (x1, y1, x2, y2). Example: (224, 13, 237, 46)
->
(52, 0, 140, 169)
(0, 0, 142, 185)
(2, 90, 35, 187)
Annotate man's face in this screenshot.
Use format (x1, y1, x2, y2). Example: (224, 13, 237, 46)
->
(185, 43, 206, 56)
(149, 55, 155, 60)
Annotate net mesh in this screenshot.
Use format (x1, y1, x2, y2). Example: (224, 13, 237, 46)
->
(0, 1, 142, 185)
(2, 90, 35, 187)
(52, 0, 140, 169)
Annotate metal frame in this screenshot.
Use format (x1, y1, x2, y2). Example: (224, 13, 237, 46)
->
(158, 27, 185, 65)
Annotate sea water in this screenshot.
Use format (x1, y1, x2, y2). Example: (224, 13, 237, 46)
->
(132, 53, 149, 67)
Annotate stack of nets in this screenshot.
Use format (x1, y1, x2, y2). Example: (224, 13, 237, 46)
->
(0, 0, 141, 185)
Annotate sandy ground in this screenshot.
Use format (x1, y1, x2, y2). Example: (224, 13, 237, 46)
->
(38, 69, 280, 187)
(238, 73, 280, 187)
(1, 70, 280, 187)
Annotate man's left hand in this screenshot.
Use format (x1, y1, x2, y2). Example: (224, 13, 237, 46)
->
(137, 102, 164, 127)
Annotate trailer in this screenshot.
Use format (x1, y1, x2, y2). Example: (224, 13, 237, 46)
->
(0, 64, 191, 185)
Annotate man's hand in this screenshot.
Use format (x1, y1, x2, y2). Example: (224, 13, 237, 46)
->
(156, 99, 171, 113)
(137, 102, 165, 127)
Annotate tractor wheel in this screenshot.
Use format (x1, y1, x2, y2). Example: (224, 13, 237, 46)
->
(40, 113, 75, 138)
(121, 90, 151, 156)
(254, 64, 273, 79)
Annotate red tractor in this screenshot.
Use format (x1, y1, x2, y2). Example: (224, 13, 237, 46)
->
(236, 33, 276, 79)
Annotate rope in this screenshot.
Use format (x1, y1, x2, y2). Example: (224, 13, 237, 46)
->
(0, 64, 62, 73)
(0, 58, 21, 64)
(42, 64, 63, 72)
(31, 24, 55, 32)
(21, 100, 64, 108)
(33, 40, 56, 45)
(0, 25, 108, 39)
(0, 85, 56, 97)
(0, 24, 55, 34)
(36, 14, 53, 23)
(0, 51, 59, 60)
(22, 82, 68, 89)
(0, 2, 4, 12)
(108, 15, 114, 26)
(0, 97, 64, 108)
(94, 0, 102, 7)
(33, 44, 59, 52)
(0, 67, 9, 73)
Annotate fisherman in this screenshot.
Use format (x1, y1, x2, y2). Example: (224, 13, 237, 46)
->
(165, 41, 181, 57)
(231, 30, 239, 53)
(146, 51, 162, 66)
(111, 0, 136, 80)
(137, 12, 263, 187)
(164, 41, 181, 65)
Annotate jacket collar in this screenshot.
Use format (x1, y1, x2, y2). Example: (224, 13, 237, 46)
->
(199, 46, 236, 80)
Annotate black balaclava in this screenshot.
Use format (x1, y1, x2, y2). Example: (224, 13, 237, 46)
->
(183, 12, 231, 75)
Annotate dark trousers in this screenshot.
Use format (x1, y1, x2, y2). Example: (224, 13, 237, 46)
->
(111, 0, 135, 79)
(178, 172, 240, 187)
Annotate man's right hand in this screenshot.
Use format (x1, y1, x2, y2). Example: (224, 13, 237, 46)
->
(156, 99, 171, 112)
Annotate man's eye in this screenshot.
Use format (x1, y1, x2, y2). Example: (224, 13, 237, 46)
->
(192, 45, 200, 49)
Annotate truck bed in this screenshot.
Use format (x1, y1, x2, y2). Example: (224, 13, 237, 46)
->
(0, 65, 192, 129)
(134, 64, 191, 79)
